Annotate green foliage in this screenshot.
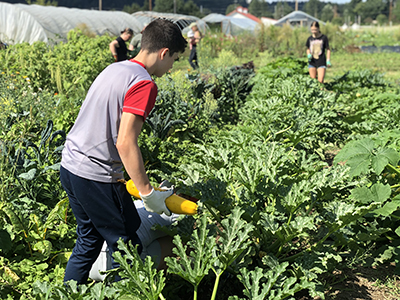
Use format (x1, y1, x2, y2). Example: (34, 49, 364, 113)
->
(32, 279, 120, 299)
(334, 138, 400, 178)
(0, 29, 112, 98)
(2, 33, 400, 299)
(113, 239, 166, 300)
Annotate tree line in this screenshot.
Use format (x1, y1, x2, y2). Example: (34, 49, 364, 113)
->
(3, 0, 399, 25)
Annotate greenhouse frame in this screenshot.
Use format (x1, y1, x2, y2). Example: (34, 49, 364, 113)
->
(201, 13, 259, 36)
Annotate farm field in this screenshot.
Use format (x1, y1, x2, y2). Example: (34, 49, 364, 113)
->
(1, 26, 400, 299)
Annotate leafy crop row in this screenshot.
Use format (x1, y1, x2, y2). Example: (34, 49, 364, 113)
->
(1, 43, 400, 299)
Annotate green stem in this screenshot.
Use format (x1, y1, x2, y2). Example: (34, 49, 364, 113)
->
(159, 293, 166, 300)
(194, 285, 198, 300)
(230, 182, 240, 202)
(211, 273, 221, 300)
(204, 202, 222, 224)
(388, 164, 400, 176)
(281, 226, 339, 263)
(287, 212, 293, 226)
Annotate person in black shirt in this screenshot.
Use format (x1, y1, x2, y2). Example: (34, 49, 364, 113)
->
(109, 28, 133, 62)
(305, 21, 331, 83)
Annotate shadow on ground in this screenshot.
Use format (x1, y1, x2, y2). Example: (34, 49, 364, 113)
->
(296, 263, 400, 300)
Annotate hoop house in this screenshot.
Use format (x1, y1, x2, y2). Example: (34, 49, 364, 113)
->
(0, 3, 142, 45)
(131, 11, 208, 32)
(202, 13, 258, 36)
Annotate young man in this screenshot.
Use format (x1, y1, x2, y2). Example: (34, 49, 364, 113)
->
(60, 19, 187, 284)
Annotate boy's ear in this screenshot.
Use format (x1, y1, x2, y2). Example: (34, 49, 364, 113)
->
(159, 48, 169, 60)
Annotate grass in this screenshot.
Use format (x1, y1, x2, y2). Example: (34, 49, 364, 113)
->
(325, 50, 400, 84)
(174, 47, 400, 87)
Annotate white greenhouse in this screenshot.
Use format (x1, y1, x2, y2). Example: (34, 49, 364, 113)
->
(0, 2, 143, 45)
(131, 11, 207, 33)
(201, 13, 259, 36)
(274, 11, 325, 28)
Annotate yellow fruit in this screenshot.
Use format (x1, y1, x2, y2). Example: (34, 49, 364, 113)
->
(126, 180, 141, 198)
(125, 180, 198, 215)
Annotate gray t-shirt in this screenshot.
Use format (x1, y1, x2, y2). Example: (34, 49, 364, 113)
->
(61, 60, 156, 183)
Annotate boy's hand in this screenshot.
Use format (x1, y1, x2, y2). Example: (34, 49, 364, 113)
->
(140, 188, 173, 216)
(307, 53, 312, 62)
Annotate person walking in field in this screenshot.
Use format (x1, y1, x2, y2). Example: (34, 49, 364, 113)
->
(188, 22, 202, 70)
(60, 18, 187, 284)
(109, 27, 133, 62)
(306, 21, 331, 83)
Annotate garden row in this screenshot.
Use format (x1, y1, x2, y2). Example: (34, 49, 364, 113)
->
(1, 34, 400, 299)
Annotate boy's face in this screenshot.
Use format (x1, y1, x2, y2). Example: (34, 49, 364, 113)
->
(154, 50, 180, 77)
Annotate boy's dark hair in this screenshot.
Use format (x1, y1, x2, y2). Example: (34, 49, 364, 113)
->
(141, 18, 187, 56)
(310, 21, 320, 28)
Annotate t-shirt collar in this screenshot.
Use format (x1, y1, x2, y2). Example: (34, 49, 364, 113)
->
(130, 59, 146, 69)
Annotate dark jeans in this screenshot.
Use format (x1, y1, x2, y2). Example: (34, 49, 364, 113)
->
(60, 166, 142, 283)
(189, 46, 199, 69)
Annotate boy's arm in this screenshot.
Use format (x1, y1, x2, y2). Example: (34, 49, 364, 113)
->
(116, 112, 152, 195)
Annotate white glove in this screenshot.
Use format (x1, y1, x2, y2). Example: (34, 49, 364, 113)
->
(139, 187, 173, 216)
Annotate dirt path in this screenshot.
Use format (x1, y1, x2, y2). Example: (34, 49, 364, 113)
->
(296, 264, 400, 300)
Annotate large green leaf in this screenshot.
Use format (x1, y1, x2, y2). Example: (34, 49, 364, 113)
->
(334, 138, 400, 177)
(165, 215, 216, 288)
(113, 239, 165, 300)
(351, 183, 392, 204)
(18, 168, 37, 180)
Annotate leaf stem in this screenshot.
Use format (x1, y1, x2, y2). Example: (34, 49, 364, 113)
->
(387, 164, 400, 176)
(194, 285, 198, 300)
(211, 273, 221, 300)
(204, 202, 222, 224)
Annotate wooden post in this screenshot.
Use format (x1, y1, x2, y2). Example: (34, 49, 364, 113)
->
(99, 0, 102, 10)
(149, 0, 152, 11)
(389, 0, 393, 23)
(295, 0, 298, 11)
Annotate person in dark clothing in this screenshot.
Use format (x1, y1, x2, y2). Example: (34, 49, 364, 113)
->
(305, 21, 331, 83)
(109, 28, 133, 62)
(187, 22, 202, 70)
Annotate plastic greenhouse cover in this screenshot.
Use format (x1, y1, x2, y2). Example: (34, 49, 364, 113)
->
(274, 10, 324, 26)
(0, 2, 48, 44)
(0, 3, 143, 44)
(202, 13, 258, 35)
(132, 11, 208, 33)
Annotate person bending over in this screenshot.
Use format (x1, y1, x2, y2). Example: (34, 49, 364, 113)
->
(60, 18, 187, 284)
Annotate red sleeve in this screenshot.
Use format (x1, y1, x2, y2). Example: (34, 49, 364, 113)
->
(123, 80, 158, 120)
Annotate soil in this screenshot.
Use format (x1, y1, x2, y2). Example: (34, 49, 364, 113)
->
(296, 263, 400, 300)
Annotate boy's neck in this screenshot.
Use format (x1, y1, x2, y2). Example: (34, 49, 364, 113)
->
(133, 51, 159, 75)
